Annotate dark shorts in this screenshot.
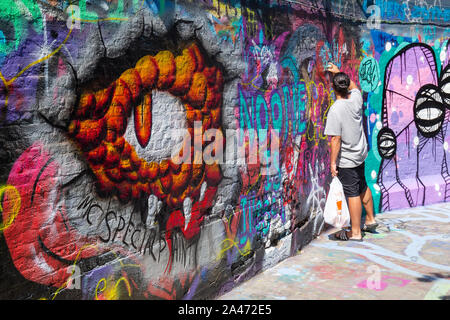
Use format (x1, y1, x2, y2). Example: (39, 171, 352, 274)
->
(337, 162, 368, 198)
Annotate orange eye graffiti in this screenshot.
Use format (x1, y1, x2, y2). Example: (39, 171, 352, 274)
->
(68, 43, 223, 210)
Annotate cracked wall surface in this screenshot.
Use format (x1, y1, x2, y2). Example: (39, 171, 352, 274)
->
(0, 0, 449, 300)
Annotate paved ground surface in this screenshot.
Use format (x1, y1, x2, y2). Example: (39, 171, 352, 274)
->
(218, 202, 450, 300)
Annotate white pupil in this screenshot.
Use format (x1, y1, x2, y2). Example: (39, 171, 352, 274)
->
(124, 90, 188, 163)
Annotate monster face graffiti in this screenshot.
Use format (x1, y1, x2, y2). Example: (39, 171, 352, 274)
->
(68, 42, 223, 224)
(377, 42, 450, 211)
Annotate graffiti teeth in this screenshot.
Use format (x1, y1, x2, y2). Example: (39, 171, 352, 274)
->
(147, 195, 160, 226)
(183, 197, 193, 231)
(199, 182, 207, 202)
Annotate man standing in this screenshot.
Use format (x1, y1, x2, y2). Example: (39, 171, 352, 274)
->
(324, 63, 378, 241)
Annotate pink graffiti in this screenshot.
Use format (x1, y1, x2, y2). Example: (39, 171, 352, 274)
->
(357, 275, 411, 291)
(3, 142, 102, 287)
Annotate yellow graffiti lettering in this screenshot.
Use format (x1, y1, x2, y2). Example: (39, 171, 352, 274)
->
(95, 276, 132, 300)
(95, 278, 107, 300)
(210, 0, 242, 18)
(113, 277, 132, 298)
(218, 237, 252, 259)
(304, 80, 334, 143)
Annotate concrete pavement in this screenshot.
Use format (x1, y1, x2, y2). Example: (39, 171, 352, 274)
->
(218, 202, 450, 300)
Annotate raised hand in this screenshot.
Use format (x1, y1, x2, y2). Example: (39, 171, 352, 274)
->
(327, 62, 340, 74)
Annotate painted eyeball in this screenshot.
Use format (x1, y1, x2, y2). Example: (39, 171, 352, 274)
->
(414, 84, 445, 138)
(439, 64, 450, 107)
(377, 127, 397, 159)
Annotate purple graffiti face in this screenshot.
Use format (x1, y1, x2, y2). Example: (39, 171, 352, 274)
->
(377, 41, 450, 212)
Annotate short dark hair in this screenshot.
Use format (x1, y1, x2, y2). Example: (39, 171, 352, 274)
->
(332, 72, 350, 97)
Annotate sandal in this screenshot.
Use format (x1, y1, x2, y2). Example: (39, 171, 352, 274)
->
(362, 223, 378, 233)
(329, 229, 363, 242)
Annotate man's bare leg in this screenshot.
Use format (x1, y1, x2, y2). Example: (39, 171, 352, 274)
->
(346, 196, 363, 239)
(360, 187, 376, 225)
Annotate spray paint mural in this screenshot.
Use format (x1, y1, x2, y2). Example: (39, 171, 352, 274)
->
(0, 0, 448, 299)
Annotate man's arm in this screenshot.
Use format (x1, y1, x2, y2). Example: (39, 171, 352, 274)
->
(330, 135, 341, 177)
(348, 79, 358, 91)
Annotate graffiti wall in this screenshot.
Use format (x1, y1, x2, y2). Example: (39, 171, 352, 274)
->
(0, 0, 448, 299)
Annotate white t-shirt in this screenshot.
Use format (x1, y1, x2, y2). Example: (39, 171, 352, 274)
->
(324, 88, 368, 168)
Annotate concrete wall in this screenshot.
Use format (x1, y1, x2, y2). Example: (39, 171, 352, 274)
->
(0, 0, 448, 300)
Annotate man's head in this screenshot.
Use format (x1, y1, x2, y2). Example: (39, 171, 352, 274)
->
(332, 72, 350, 98)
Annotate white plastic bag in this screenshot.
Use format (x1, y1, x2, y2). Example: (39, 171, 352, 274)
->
(324, 177, 350, 228)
